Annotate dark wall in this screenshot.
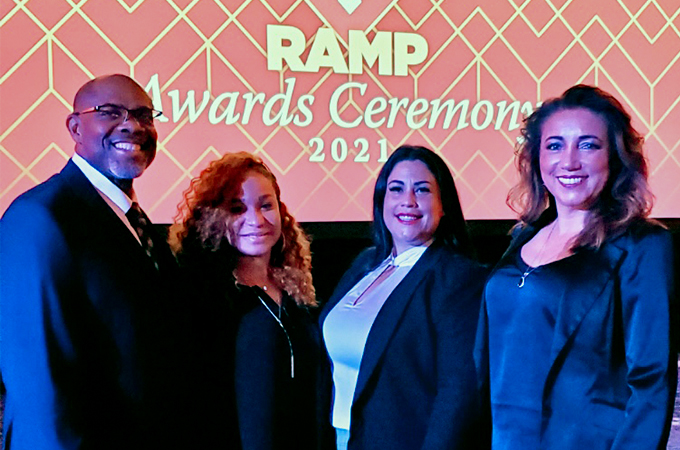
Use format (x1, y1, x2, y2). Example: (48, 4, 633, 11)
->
(303, 219, 680, 306)
(303, 220, 515, 305)
(159, 219, 680, 307)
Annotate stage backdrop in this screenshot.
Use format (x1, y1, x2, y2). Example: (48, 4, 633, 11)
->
(2, 0, 680, 222)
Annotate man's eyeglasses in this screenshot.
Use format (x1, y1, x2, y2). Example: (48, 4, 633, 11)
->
(73, 104, 163, 125)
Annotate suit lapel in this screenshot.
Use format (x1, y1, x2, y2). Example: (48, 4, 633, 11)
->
(501, 221, 626, 375)
(548, 242, 624, 366)
(60, 160, 161, 270)
(352, 243, 443, 403)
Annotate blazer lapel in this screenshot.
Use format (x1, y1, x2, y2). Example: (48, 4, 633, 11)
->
(500, 220, 626, 378)
(548, 243, 625, 366)
(352, 243, 444, 403)
(60, 160, 159, 268)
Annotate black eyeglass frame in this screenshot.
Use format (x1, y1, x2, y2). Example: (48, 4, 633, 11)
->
(73, 103, 163, 124)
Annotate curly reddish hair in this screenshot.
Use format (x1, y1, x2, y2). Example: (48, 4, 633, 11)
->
(170, 152, 316, 307)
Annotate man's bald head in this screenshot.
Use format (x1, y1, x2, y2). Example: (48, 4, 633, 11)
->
(73, 74, 151, 112)
(67, 74, 158, 196)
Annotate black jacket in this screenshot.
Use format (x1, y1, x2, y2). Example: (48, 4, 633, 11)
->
(475, 221, 677, 450)
(0, 160, 190, 449)
(320, 241, 490, 450)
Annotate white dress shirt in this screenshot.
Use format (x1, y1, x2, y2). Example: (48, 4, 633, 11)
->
(71, 153, 140, 244)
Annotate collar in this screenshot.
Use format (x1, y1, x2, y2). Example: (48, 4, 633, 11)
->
(71, 153, 135, 213)
(386, 239, 433, 268)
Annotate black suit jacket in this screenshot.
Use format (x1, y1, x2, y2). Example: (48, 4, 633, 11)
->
(0, 161, 189, 449)
(475, 221, 677, 450)
(320, 241, 489, 450)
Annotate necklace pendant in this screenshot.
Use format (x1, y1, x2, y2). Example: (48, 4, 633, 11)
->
(518, 275, 526, 288)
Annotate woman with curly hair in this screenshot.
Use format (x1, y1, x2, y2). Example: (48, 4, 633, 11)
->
(170, 152, 330, 450)
(476, 85, 676, 449)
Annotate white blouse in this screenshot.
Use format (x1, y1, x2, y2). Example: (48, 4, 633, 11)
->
(322, 242, 431, 431)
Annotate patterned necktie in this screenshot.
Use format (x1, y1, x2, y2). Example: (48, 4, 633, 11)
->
(126, 202, 159, 270)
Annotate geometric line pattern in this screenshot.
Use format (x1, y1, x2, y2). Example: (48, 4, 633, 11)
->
(2, 0, 679, 221)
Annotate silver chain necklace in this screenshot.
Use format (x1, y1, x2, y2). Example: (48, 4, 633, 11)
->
(256, 292, 295, 378)
(518, 221, 556, 288)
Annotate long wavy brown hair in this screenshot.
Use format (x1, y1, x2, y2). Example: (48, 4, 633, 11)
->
(508, 85, 655, 249)
(169, 152, 316, 307)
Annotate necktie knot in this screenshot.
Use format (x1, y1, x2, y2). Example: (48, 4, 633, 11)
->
(126, 202, 147, 224)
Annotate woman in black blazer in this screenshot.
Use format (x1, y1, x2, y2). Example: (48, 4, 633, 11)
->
(320, 145, 489, 450)
(170, 152, 330, 450)
(476, 85, 676, 449)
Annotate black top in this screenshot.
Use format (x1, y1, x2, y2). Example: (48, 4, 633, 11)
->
(177, 248, 332, 450)
(486, 249, 578, 449)
(233, 285, 329, 450)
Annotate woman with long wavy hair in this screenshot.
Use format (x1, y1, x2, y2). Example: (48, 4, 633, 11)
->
(170, 152, 330, 450)
(476, 85, 676, 449)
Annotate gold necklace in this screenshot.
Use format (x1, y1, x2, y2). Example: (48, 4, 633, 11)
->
(518, 221, 556, 288)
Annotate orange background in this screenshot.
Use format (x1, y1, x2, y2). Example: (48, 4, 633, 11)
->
(2, 0, 679, 222)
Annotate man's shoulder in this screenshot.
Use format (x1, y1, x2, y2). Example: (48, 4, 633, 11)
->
(7, 162, 78, 205)
(1, 163, 93, 233)
(3, 177, 60, 223)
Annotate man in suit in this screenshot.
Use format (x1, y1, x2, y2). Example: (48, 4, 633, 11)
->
(0, 74, 187, 449)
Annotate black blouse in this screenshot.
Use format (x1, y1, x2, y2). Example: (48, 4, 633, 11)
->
(233, 285, 329, 450)
(485, 248, 581, 449)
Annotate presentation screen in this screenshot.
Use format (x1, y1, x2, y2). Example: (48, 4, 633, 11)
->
(1, 1, 679, 222)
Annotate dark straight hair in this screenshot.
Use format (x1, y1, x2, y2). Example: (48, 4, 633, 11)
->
(372, 145, 475, 264)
